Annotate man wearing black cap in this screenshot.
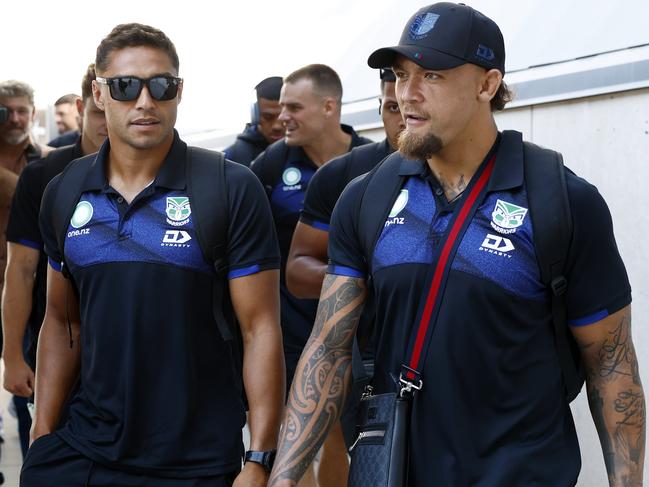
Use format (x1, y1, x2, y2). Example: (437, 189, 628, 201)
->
(224, 76, 284, 166)
(270, 3, 643, 486)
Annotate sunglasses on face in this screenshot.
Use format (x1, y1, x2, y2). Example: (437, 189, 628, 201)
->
(95, 75, 183, 101)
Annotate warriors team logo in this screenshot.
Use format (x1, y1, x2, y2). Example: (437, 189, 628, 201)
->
(409, 13, 440, 40)
(70, 201, 93, 229)
(166, 197, 191, 226)
(282, 167, 302, 187)
(491, 199, 528, 234)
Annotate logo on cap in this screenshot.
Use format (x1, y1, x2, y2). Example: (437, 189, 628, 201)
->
(409, 13, 440, 40)
(476, 44, 496, 62)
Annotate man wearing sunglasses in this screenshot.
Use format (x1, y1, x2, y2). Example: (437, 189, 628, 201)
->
(22, 23, 284, 487)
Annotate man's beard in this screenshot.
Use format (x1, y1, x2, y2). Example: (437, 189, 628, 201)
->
(398, 128, 442, 160)
(1, 129, 29, 146)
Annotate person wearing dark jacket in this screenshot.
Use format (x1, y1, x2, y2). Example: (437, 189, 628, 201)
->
(224, 76, 283, 166)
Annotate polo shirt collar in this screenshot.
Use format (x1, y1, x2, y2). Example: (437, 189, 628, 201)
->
(80, 130, 187, 192)
(396, 130, 525, 192)
(285, 124, 367, 167)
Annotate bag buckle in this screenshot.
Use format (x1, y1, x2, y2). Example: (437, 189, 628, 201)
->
(550, 276, 568, 296)
(398, 366, 423, 397)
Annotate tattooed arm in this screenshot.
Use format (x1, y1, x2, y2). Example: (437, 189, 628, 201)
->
(571, 305, 645, 486)
(269, 274, 367, 487)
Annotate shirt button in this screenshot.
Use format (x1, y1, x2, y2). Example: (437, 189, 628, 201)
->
(435, 188, 443, 196)
(117, 197, 124, 203)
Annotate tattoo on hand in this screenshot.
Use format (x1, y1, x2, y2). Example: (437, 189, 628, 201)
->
(269, 275, 366, 486)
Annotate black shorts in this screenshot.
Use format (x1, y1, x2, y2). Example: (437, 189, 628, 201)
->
(21, 433, 239, 487)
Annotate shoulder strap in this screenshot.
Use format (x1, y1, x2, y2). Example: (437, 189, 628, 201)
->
(401, 154, 497, 392)
(523, 141, 583, 402)
(51, 154, 96, 278)
(357, 152, 407, 265)
(186, 147, 233, 342)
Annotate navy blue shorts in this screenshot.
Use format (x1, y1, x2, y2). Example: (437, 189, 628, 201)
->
(21, 433, 238, 487)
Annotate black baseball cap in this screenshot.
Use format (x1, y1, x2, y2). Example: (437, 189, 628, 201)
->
(368, 2, 505, 75)
(255, 76, 283, 101)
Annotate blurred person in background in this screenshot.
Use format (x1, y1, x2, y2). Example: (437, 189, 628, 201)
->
(224, 76, 284, 166)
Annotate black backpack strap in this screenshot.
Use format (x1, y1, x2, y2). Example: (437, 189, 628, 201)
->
(523, 141, 582, 401)
(186, 147, 232, 342)
(357, 152, 407, 264)
(347, 153, 406, 386)
(51, 154, 96, 279)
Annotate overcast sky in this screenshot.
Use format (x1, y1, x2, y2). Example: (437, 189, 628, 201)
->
(3, 0, 648, 136)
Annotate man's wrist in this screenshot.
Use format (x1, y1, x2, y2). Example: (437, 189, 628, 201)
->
(244, 449, 276, 473)
(3, 353, 27, 365)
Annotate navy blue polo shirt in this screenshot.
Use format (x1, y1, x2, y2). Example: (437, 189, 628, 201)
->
(39, 133, 280, 477)
(328, 132, 631, 485)
(6, 141, 83, 366)
(250, 125, 371, 357)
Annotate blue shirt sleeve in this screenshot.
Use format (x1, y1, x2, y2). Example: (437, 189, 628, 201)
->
(564, 173, 631, 326)
(224, 161, 280, 279)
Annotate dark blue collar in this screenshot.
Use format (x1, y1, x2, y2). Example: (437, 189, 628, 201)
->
(80, 130, 187, 192)
(285, 123, 368, 167)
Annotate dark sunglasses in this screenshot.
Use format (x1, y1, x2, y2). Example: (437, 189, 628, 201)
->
(95, 75, 182, 101)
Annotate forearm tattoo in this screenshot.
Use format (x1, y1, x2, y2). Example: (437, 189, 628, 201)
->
(269, 275, 366, 486)
(585, 310, 645, 485)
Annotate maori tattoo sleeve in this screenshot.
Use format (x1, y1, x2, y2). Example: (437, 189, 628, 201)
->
(583, 308, 645, 486)
(269, 274, 366, 486)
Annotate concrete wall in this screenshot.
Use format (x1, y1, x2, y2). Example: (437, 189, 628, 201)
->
(495, 88, 649, 486)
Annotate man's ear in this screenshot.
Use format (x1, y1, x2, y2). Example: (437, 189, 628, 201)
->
(478, 68, 503, 105)
(76, 98, 84, 117)
(323, 96, 336, 118)
(176, 80, 183, 104)
(92, 80, 105, 111)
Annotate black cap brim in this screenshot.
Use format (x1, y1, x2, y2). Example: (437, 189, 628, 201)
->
(368, 45, 467, 71)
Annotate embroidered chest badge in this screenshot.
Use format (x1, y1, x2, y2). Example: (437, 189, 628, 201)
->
(490, 199, 528, 234)
(166, 196, 191, 227)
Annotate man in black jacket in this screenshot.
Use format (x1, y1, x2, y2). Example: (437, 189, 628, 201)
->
(2, 64, 106, 457)
(224, 76, 283, 166)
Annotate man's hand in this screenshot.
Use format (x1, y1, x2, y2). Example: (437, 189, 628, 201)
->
(233, 462, 269, 487)
(3, 358, 35, 397)
(29, 422, 52, 447)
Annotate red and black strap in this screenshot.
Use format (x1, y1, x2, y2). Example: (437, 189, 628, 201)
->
(402, 153, 497, 386)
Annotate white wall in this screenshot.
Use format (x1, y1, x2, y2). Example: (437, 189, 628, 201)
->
(496, 88, 649, 486)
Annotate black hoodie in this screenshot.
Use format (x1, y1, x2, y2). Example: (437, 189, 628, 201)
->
(223, 124, 269, 167)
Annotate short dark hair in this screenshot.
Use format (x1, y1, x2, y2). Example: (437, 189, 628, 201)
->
(81, 64, 97, 101)
(284, 64, 342, 103)
(55, 94, 80, 106)
(95, 23, 179, 75)
(491, 80, 513, 112)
